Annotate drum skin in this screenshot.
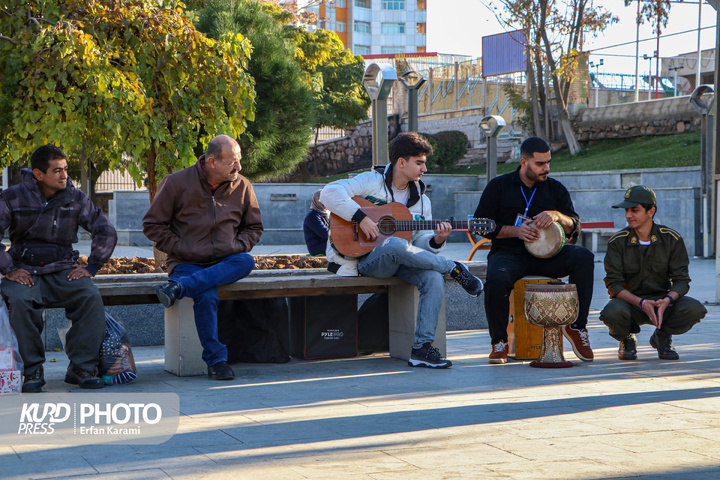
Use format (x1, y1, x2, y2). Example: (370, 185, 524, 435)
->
(524, 221, 565, 259)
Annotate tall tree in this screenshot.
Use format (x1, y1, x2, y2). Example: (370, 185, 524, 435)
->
(0, 0, 255, 200)
(196, 0, 316, 179)
(288, 27, 370, 141)
(486, 0, 616, 154)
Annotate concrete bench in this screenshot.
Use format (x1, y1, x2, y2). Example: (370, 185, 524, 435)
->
(93, 263, 487, 376)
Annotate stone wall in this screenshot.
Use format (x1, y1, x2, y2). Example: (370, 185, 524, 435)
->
(279, 115, 402, 183)
(572, 94, 708, 141)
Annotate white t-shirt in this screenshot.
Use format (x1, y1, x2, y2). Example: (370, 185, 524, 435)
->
(392, 185, 410, 205)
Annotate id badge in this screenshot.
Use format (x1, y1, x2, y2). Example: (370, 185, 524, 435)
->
(514, 214, 531, 227)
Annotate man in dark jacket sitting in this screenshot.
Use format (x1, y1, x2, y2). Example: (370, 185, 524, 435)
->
(0, 145, 118, 392)
(143, 135, 263, 381)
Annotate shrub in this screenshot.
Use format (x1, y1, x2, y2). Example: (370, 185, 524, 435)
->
(421, 131, 469, 172)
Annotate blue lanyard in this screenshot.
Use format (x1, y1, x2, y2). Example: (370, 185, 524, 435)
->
(521, 186, 537, 217)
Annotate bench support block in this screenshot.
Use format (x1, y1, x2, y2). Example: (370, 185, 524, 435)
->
(388, 283, 446, 360)
(163, 283, 448, 376)
(164, 298, 206, 376)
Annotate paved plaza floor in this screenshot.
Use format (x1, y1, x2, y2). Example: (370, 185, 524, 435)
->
(3, 243, 720, 479)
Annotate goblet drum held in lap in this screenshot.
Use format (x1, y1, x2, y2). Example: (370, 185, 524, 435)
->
(523, 283, 578, 368)
(524, 221, 565, 259)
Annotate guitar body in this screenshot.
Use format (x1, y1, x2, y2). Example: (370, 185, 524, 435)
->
(330, 197, 412, 258)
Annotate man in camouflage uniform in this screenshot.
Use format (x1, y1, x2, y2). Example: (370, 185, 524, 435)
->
(600, 185, 706, 361)
(0, 145, 117, 391)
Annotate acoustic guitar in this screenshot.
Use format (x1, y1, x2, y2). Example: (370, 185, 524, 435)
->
(330, 196, 496, 258)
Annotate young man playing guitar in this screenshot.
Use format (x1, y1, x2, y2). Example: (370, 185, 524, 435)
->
(321, 132, 485, 369)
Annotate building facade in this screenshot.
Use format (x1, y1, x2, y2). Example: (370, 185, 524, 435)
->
(309, 0, 427, 56)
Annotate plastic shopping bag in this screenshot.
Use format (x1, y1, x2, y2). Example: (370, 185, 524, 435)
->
(99, 313, 137, 385)
(0, 302, 24, 395)
(58, 312, 138, 385)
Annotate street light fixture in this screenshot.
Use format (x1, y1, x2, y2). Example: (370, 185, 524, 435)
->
(362, 63, 397, 166)
(668, 61, 685, 97)
(690, 84, 715, 258)
(398, 70, 427, 133)
(479, 115, 506, 182)
(588, 59, 604, 108)
(642, 52, 656, 101)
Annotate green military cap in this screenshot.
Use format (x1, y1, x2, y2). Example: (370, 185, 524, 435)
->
(613, 185, 657, 208)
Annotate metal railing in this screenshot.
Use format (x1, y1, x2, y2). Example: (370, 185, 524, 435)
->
(416, 58, 525, 138)
(95, 169, 144, 193)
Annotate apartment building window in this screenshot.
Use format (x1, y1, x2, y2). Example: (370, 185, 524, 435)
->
(336, 0, 346, 7)
(336, 20, 346, 32)
(354, 0, 370, 8)
(354, 21, 371, 34)
(416, 22, 426, 34)
(355, 45, 370, 55)
(381, 23, 405, 34)
(382, 0, 405, 9)
(381, 46, 405, 54)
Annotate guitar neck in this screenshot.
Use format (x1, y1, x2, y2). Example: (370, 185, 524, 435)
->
(392, 219, 474, 231)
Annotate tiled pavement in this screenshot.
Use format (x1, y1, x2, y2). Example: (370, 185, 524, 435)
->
(2, 244, 720, 479)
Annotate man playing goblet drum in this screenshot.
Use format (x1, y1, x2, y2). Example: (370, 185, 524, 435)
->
(600, 185, 706, 361)
(474, 137, 595, 364)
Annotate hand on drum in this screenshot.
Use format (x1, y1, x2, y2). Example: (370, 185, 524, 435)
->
(532, 211, 561, 230)
(518, 218, 541, 242)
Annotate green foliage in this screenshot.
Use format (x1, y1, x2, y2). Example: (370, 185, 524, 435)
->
(0, 0, 255, 197)
(196, 0, 315, 180)
(288, 28, 371, 132)
(502, 82, 532, 134)
(422, 131, 469, 173)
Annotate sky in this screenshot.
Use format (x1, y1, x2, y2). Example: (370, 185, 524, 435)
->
(425, 0, 717, 75)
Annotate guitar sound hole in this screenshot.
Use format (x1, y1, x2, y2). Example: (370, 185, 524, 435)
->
(377, 216, 396, 235)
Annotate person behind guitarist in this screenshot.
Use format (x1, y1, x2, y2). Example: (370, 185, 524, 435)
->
(321, 132, 483, 369)
(473, 136, 595, 365)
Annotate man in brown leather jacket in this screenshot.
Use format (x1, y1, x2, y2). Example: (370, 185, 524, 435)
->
(143, 135, 263, 380)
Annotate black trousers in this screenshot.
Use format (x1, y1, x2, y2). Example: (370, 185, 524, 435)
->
(2, 270, 106, 375)
(484, 245, 595, 344)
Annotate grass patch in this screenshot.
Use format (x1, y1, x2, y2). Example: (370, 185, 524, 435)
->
(307, 132, 701, 181)
(442, 131, 701, 176)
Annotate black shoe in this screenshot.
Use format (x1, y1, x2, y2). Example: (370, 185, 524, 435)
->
(618, 334, 637, 360)
(22, 365, 46, 393)
(450, 261, 483, 297)
(208, 361, 235, 380)
(408, 342, 452, 368)
(156, 281, 182, 308)
(650, 329, 680, 360)
(64, 366, 104, 389)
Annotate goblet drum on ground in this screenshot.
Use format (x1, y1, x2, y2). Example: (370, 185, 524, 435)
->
(523, 283, 578, 368)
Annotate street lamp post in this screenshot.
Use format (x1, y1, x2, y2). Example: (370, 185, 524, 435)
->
(589, 59, 603, 108)
(398, 70, 427, 134)
(479, 115, 506, 183)
(668, 61, 685, 97)
(643, 52, 656, 101)
(362, 63, 397, 166)
(690, 85, 715, 259)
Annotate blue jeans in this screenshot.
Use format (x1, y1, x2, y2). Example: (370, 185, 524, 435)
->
(170, 253, 255, 366)
(357, 237, 455, 349)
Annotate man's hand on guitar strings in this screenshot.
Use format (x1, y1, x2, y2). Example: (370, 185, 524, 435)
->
(434, 221, 452, 244)
(359, 216, 380, 240)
